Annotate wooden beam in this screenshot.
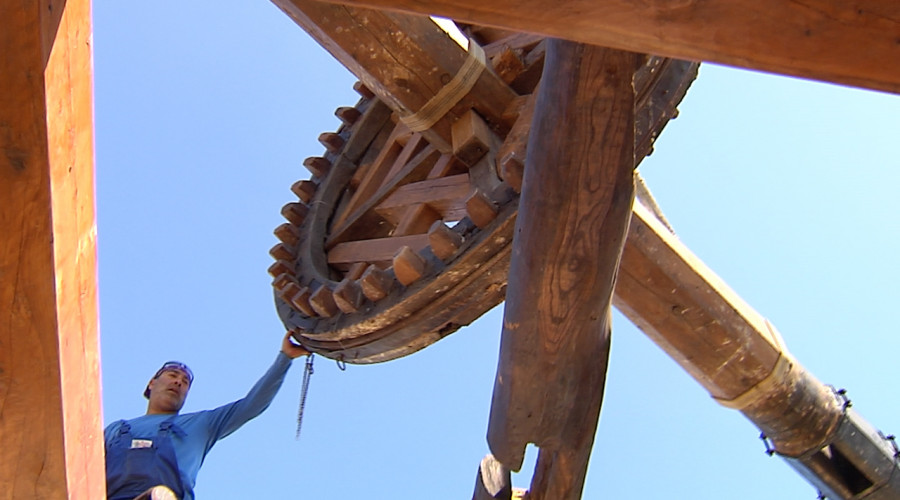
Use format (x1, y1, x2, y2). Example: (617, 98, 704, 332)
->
(327, 234, 429, 267)
(272, 0, 518, 152)
(316, 0, 900, 94)
(615, 201, 844, 457)
(487, 41, 637, 499)
(0, 0, 104, 498)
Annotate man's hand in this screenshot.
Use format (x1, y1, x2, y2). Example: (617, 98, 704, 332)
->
(281, 331, 311, 359)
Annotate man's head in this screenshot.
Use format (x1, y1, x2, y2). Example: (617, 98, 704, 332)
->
(144, 361, 193, 414)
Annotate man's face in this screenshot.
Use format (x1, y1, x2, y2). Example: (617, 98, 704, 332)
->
(147, 368, 191, 414)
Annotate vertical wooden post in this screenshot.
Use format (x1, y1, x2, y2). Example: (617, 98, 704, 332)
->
(0, 0, 104, 498)
(486, 40, 637, 499)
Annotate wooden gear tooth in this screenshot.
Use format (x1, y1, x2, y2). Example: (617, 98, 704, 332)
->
(279, 282, 316, 318)
(291, 180, 317, 203)
(393, 245, 427, 286)
(271, 273, 296, 292)
(303, 156, 332, 178)
(281, 202, 309, 226)
(495, 90, 537, 194)
(352, 81, 375, 99)
(268, 259, 296, 279)
(309, 285, 339, 317)
(269, 243, 296, 262)
(333, 278, 364, 314)
(346, 262, 369, 281)
(289, 285, 317, 317)
(498, 153, 524, 193)
(274, 223, 301, 247)
(318, 132, 345, 154)
(452, 110, 494, 167)
(278, 282, 301, 308)
(465, 189, 499, 229)
(491, 46, 527, 85)
(427, 220, 463, 261)
(335, 106, 362, 126)
(359, 264, 393, 302)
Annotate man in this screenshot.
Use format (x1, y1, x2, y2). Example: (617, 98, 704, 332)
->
(104, 331, 309, 500)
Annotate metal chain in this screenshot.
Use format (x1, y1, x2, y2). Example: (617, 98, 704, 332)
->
(296, 354, 315, 440)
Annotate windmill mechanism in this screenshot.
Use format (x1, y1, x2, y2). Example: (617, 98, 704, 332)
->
(263, 2, 900, 499)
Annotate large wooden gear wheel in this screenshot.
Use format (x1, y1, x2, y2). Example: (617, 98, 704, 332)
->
(269, 27, 698, 364)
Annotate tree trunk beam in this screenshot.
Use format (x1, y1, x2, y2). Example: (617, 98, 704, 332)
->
(487, 41, 637, 500)
(312, 0, 900, 94)
(0, 0, 104, 497)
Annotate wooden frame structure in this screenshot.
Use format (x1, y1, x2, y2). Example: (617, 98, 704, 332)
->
(1, 0, 104, 497)
(1, 0, 896, 498)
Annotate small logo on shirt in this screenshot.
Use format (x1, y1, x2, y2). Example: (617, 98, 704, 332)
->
(131, 439, 153, 449)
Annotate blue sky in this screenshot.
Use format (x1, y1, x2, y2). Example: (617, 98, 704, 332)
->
(93, 2, 900, 498)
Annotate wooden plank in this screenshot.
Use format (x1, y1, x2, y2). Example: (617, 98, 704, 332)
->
(487, 41, 637, 499)
(374, 173, 470, 223)
(0, 0, 104, 497)
(327, 234, 430, 267)
(316, 0, 900, 94)
(273, 0, 519, 152)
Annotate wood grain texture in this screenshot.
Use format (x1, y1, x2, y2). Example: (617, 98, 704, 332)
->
(316, 0, 900, 94)
(616, 202, 844, 456)
(0, 0, 104, 497)
(487, 41, 637, 499)
(273, 0, 518, 152)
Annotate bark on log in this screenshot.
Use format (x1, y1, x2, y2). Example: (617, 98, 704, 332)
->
(486, 40, 637, 499)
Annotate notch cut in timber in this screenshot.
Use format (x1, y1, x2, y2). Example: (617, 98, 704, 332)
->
(487, 41, 638, 500)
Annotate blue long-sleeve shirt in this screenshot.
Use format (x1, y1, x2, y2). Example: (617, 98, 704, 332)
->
(104, 352, 293, 499)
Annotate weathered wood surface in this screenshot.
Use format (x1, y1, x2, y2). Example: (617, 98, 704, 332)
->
(616, 202, 844, 457)
(273, 0, 518, 152)
(0, 0, 104, 497)
(315, 0, 900, 94)
(487, 41, 637, 499)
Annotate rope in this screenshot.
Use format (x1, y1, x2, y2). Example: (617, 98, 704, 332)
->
(295, 354, 314, 440)
(713, 320, 794, 410)
(399, 38, 486, 133)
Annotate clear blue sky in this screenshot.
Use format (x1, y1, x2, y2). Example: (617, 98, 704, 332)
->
(93, 3, 900, 498)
